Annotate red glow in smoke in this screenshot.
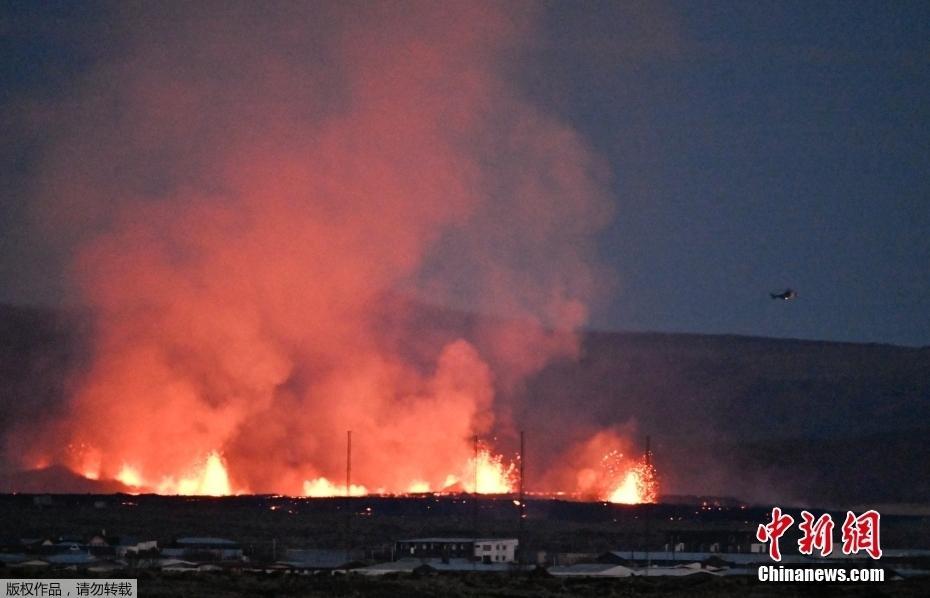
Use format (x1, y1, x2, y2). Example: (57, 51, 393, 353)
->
(12, 2, 627, 497)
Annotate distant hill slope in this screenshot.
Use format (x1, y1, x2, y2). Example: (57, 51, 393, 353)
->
(519, 330, 930, 506)
(0, 304, 91, 457)
(1, 303, 927, 506)
(0, 465, 132, 494)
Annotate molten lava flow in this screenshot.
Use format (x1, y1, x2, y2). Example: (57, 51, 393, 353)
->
(605, 456, 658, 505)
(406, 481, 431, 493)
(173, 452, 233, 496)
(564, 432, 659, 504)
(115, 451, 235, 496)
(82, 466, 100, 481)
(472, 447, 517, 493)
(115, 464, 143, 488)
(302, 477, 367, 497)
(67, 444, 103, 480)
(299, 447, 516, 497)
(443, 447, 516, 494)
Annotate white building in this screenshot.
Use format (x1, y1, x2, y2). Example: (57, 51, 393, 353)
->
(395, 538, 519, 564)
(472, 538, 518, 564)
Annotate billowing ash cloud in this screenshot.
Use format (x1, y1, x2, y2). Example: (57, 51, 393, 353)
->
(11, 1, 616, 494)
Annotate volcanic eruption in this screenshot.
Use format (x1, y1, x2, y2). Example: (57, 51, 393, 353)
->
(6, 1, 657, 503)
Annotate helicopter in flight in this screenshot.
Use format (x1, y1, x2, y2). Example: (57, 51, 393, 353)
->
(770, 288, 797, 301)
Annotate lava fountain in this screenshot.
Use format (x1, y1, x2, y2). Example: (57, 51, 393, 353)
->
(115, 451, 234, 496)
(605, 456, 658, 504)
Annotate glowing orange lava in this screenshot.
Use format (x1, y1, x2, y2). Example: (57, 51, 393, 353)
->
(604, 455, 658, 504)
(406, 480, 431, 493)
(67, 439, 659, 502)
(443, 447, 517, 494)
(114, 451, 235, 496)
(302, 477, 368, 497)
(79, 443, 523, 498)
(62, 432, 665, 503)
(296, 447, 518, 496)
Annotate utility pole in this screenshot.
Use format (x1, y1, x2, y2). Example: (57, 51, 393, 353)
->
(347, 430, 352, 497)
(345, 430, 352, 562)
(518, 430, 526, 568)
(473, 434, 479, 535)
(645, 434, 652, 574)
(473, 434, 479, 570)
(474, 434, 479, 494)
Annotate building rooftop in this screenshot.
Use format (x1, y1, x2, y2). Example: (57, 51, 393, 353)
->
(357, 558, 520, 575)
(282, 549, 355, 569)
(176, 537, 239, 546)
(602, 550, 896, 565)
(398, 537, 517, 543)
(549, 563, 634, 577)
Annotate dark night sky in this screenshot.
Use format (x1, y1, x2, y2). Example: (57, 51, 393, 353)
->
(2, 1, 929, 346)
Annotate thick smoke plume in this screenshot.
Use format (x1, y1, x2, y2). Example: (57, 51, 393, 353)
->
(13, 1, 616, 494)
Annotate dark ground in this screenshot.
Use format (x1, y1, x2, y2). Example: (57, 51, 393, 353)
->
(2, 494, 929, 597)
(2, 494, 929, 556)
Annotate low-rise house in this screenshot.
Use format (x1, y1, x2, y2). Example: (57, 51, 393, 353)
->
(162, 537, 243, 561)
(45, 551, 97, 566)
(357, 557, 517, 576)
(599, 550, 764, 567)
(7, 559, 50, 569)
(87, 560, 125, 573)
(57, 535, 83, 544)
(0, 553, 28, 565)
(159, 559, 200, 573)
(114, 537, 159, 558)
(663, 530, 757, 553)
(395, 538, 518, 563)
(549, 563, 635, 577)
(281, 548, 360, 571)
(416, 558, 516, 573)
(356, 558, 422, 576)
(637, 563, 722, 577)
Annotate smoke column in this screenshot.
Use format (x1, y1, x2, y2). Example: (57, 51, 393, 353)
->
(12, 1, 616, 495)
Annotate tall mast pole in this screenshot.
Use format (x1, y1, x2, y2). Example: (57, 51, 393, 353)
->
(473, 434, 479, 537)
(347, 430, 352, 497)
(345, 430, 352, 562)
(518, 430, 526, 567)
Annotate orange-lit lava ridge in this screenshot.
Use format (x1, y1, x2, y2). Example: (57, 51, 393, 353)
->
(593, 449, 659, 505)
(96, 444, 656, 503)
(605, 456, 658, 505)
